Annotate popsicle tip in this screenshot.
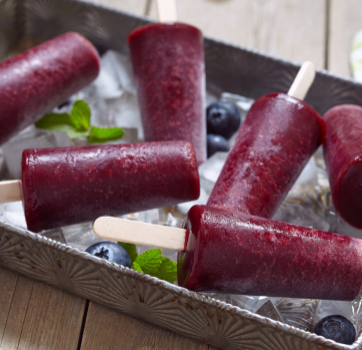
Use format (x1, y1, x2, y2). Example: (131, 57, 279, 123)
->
(156, 0, 178, 23)
(93, 216, 110, 238)
(287, 60, 316, 101)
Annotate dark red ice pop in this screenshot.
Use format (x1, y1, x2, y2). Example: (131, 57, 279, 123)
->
(323, 105, 362, 229)
(0, 32, 100, 145)
(94, 205, 362, 301)
(207, 92, 326, 218)
(20, 141, 199, 232)
(128, 23, 206, 165)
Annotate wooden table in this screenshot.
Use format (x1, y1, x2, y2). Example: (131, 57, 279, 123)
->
(0, 0, 360, 348)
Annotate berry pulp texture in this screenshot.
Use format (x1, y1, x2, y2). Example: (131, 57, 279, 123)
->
(207, 93, 325, 218)
(128, 23, 206, 165)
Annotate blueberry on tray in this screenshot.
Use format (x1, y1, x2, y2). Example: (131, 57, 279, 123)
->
(86, 241, 131, 268)
(314, 315, 356, 345)
(206, 100, 241, 139)
(207, 134, 230, 158)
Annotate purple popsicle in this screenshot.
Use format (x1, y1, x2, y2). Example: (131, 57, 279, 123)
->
(177, 205, 362, 300)
(94, 204, 362, 300)
(323, 105, 362, 229)
(0, 32, 100, 145)
(128, 23, 206, 165)
(21, 141, 200, 232)
(207, 93, 326, 218)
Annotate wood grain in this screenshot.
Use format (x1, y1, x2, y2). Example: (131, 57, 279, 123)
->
(80, 302, 209, 350)
(87, 0, 326, 68)
(329, 0, 362, 76)
(89, 0, 149, 16)
(0, 267, 86, 350)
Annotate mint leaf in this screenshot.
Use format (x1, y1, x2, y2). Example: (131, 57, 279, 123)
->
(70, 100, 91, 131)
(35, 113, 89, 139)
(88, 126, 124, 144)
(35, 113, 73, 130)
(133, 249, 162, 274)
(152, 257, 177, 283)
(118, 242, 138, 263)
(132, 261, 143, 273)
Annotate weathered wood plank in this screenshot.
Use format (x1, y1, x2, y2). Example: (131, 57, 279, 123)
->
(329, 0, 362, 76)
(0, 267, 22, 344)
(80, 302, 209, 350)
(147, 0, 326, 68)
(89, 0, 149, 16)
(16, 282, 86, 349)
(0, 266, 86, 350)
(89, 0, 326, 68)
(0, 275, 35, 350)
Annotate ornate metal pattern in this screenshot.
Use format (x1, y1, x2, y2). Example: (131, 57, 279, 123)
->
(1, 1, 362, 348)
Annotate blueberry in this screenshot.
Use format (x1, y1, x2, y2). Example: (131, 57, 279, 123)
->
(58, 98, 72, 109)
(86, 241, 131, 267)
(207, 134, 230, 158)
(314, 315, 356, 345)
(206, 101, 241, 139)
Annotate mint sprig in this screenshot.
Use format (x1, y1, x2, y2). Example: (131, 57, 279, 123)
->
(118, 242, 138, 263)
(88, 126, 125, 144)
(69, 100, 91, 131)
(35, 100, 124, 144)
(118, 244, 177, 284)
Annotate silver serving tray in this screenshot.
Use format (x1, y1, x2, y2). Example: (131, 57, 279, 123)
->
(2, 1, 362, 349)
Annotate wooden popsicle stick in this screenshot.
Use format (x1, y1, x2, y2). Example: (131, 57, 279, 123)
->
(287, 61, 315, 100)
(156, 0, 178, 23)
(0, 180, 22, 203)
(93, 217, 186, 251)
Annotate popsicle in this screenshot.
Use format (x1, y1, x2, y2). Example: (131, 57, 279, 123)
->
(207, 62, 326, 218)
(323, 105, 362, 229)
(127, 14, 206, 164)
(94, 205, 362, 301)
(0, 32, 100, 145)
(0, 141, 199, 233)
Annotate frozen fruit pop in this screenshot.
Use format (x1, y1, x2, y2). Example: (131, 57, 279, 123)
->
(0, 141, 200, 233)
(94, 205, 362, 301)
(0, 32, 100, 145)
(128, 22, 206, 165)
(207, 62, 326, 218)
(323, 105, 362, 229)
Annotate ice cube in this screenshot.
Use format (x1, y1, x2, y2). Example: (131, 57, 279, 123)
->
(93, 50, 136, 99)
(221, 92, 254, 123)
(62, 222, 100, 251)
(111, 92, 143, 140)
(176, 187, 209, 215)
(293, 156, 318, 189)
(1, 126, 73, 179)
(273, 200, 330, 231)
(324, 205, 362, 239)
(0, 201, 27, 229)
(199, 152, 227, 185)
(0, 201, 65, 243)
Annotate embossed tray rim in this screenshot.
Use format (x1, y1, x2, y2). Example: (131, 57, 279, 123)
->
(1, 219, 358, 350)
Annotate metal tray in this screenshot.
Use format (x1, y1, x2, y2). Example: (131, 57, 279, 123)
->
(2, 1, 362, 349)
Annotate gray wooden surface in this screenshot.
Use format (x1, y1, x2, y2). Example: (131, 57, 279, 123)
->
(0, 0, 359, 348)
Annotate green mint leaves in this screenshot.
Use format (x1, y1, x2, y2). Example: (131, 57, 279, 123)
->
(118, 242, 177, 284)
(69, 100, 91, 131)
(35, 100, 124, 144)
(118, 242, 138, 263)
(88, 126, 124, 144)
